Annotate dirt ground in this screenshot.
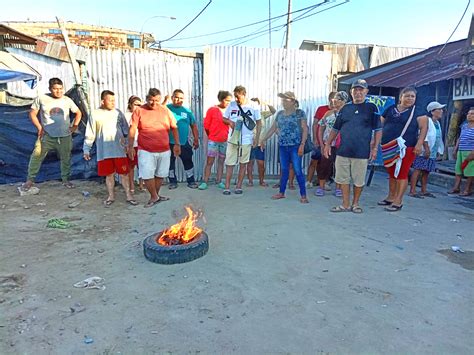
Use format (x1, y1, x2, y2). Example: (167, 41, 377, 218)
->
(1, 174, 473, 354)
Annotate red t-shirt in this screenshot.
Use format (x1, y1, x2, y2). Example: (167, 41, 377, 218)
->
(131, 105, 177, 153)
(314, 105, 330, 147)
(203, 106, 229, 143)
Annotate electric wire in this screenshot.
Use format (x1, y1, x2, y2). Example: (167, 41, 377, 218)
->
(437, 0, 471, 55)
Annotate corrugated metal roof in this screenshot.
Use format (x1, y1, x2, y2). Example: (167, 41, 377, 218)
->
(339, 39, 473, 88)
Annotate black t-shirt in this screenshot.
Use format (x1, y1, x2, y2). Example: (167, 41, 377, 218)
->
(381, 105, 424, 147)
(333, 102, 381, 159)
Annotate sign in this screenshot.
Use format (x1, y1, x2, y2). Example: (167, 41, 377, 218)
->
(453, 76, 474, 100)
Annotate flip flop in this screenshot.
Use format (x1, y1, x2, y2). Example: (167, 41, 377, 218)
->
(158, 196, 170, 202)
(377, 199, 393, 206)
(246, 182, 254, 187)
(421, 192, 436, 198)
(300, 197, 309, 204)
(447, 189, 460, 195)
(330, 205, 351, 213)
(223, 189, 231, 195)
(62, 181, 75, 189)
(459, 192, 472, 197)
(351, 205, 363, 214)
(234, 188, 243, 194)
(288, 185, 296, 190)
(259, 182, 269, 187)
(271, 193, 285, 200)
(408, 193, 424, 199)
(385, 204, 403, 212)
(272, 183, 280, 189)
(126, 199, 138, 206)
(104, 199, 115, 207)
(144, 199, 159, 208)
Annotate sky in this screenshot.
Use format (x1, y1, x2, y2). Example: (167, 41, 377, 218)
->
(2, 0, 473, 51)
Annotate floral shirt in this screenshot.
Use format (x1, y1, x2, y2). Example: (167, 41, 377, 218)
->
(319, 112, 337, 146)
(276, 109, 307, 146)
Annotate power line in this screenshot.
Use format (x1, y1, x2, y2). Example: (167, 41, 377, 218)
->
(153, 0, 213, 47)
(163, 1, 328, 43)
(165, 1, 339, 49)
(437, 0, 471, 55)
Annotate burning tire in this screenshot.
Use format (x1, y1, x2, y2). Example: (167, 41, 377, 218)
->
(143, 231, 209, 265)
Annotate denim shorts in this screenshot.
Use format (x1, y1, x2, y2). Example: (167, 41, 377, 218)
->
(249, 147, 265, 161)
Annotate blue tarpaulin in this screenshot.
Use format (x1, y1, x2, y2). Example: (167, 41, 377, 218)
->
(0, 69, 37, 89)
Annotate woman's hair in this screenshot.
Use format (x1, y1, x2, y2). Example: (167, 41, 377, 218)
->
(127, 95, 141, 111)
(217, 90, 232, 102)
(399, 86, 417, 99)
(335, 91, 349, 102)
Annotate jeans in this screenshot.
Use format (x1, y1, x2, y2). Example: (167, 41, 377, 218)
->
(169, 143, 195, 183)
(279, 145, 306, 196)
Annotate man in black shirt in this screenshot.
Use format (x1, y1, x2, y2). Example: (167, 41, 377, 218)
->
(323, 79, 382, 213)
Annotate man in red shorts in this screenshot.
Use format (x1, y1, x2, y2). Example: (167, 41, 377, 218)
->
(128, 88, 180, 208)
(83, 90, 137, 206)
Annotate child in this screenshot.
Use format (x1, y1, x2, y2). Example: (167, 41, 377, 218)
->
(448, 107, 474, 196)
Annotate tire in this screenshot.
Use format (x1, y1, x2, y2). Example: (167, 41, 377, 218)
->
(143, 231, 209, 264)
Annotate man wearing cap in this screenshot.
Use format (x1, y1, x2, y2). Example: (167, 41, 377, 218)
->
(323, 79, 382, 213)
(409, 101, 445, 197)
(222, 85, 262, 195)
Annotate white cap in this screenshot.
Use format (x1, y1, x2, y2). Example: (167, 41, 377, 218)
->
(426, 101, 446, 112)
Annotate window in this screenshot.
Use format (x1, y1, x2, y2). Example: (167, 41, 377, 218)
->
(127, 34, 141, 40)
(48, 29, 61, 34)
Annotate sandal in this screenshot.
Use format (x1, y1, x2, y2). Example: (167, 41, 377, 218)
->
(300, 197, 309, 204)
(223, 189, 231, 195)
(144, 199, 159, 208)
(351, 205, 363, 214)
(126, 199, 138, 206)
(104, 199, 115, 207)
(234, 188, 243, 194)
(385, 204, 403, 212)
(272, 183, 280, 189)
(62, 181, 75, 189)
(330, 205, 351, 213)
(408, 193, 424, 199)
(459, 191, 472, 197)
(158, 195, 170, 202)
(421, 192, 436, 198)
(447, 189, 460, 195)
(271, 193, 285, 200)
(288, 185, 296, 190)
(377, 199, 393, 206)
(259, 182, 269, 187)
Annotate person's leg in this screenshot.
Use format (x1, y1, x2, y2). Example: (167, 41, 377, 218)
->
(409, 169, 421, 195)
(144, 178, 158, 201)
(392, 179, 409, 206)
(216, 157, 225, 184)
(203, 156, 215, 183)
(290, 146, 307, 201)
(334, 156, 351, 209)
(387, 178, 396, 201)
(349, 158, 368, 209)
(180, 143, 197, 187)
(288, 164, 295, 189)
(224, 165, 234, 190)
(276, 146, 290, 197)
(236, 163, 247, 189)
(128, 168, 135, 193)
(25, 134, 56, 188)
(316, 155, 331, 191)
(154, 177, 164, 196)
(449, 175, 463, 193)
(57, 135, 73, 184)
(306, 160, 316, 185)
(119, 173, 134, 201)
(247, 159, 255, 186)
(340, 184, 351, 208)
(420, 171, 429, 194)
(168, 143, 178, 187)
(105, 174, 116, 202)
(463, 177, 473, 194)
(257, 159, 266, 186)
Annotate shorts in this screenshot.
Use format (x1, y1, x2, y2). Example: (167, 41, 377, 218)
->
(207, 140, 226, 158)
(412, 156, 436, 172)
(249, 146, 265, 161)
(386, 147, 415, 180)
(97, 157, 130, 177)
(311, 146, 322, 161)
(128, 147, 138, 168)
(335, 155, 368, 187)
(225, 143, 252, 166)
(138, 149, 171, 179)
(455, 150, 474, 176)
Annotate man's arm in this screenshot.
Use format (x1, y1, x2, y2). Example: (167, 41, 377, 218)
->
(70, 110, 82, 133)
(83, 115, 96, 161)
(171, 127, 181, 157)
(371, 129, 382, 161)
(190, 123, 199, 149)
(29, 108, 43, 137)
(259, 119, 277, 150)
(253, 119, 262, 148)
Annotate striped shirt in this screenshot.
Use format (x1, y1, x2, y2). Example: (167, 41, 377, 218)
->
(459, 123, 474, 151)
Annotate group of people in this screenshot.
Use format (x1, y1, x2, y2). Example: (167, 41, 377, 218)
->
(20, 77, 474, 212)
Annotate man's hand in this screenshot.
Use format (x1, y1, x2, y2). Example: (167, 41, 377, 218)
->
(323, 144, 331, 159)
(423, 147, 431, 158)
(414, 143, 423, 156)
(128, 146, 135, 161)
(259, 140, 266, 151)
(69, 125, 79, 134)
(370, 147, 378, 161)
(37, 126, 44, 138)
(173, 144, 181, 157)
(193, 139, 199, 150)
(298, 144, 304, 157)
(83, 153, 91, 161)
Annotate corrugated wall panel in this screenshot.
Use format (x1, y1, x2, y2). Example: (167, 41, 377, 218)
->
(203, 46, 332, 176)
(85, 48, 203, 181)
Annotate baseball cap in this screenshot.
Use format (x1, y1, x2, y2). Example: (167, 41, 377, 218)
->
(351, 79, 368, 89)
(277, 91, 296, 100)
(426, 101, 446, 112)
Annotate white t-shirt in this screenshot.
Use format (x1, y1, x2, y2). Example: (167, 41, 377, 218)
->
(224, 100, 261, 145)
(32, 94, 79, 137)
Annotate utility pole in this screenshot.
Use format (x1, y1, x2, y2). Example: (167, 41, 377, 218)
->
(284, 0, 292, 49)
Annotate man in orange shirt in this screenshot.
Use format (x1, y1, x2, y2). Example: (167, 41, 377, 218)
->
(128, 88, 180, 208)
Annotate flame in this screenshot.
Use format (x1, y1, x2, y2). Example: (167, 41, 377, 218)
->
(157, 207, 202, 246)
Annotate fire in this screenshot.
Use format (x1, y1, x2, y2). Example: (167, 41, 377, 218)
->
(157, 207, 202, 246)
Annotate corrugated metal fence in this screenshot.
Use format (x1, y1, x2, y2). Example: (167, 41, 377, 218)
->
(203, 46, 332, 175)
(6, 45, 332, 181)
